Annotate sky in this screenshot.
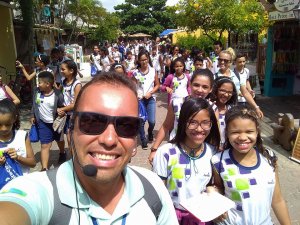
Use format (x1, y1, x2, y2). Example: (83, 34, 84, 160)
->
(100, 0, 179, 12)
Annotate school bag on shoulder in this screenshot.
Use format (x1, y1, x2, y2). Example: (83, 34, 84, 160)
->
(46, 167, 162, 224)
(0, 153, 23, 189)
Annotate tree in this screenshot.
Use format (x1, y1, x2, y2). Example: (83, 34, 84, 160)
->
(175, 0, 269, 41)
(114, 0, 176, 37)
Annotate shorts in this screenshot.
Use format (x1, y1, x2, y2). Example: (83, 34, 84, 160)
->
(37, 120, 63, 144)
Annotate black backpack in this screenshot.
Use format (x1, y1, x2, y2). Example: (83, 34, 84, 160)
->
(46, 167, 162, 225)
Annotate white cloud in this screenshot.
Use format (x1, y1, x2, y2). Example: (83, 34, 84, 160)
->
(101, 0, 179, 12)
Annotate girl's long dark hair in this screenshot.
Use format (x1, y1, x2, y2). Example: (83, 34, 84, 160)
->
(62, 60, 78, 78)
(136, 50, 153, 68)
(210, 76, 238, 106)
(170, 97, 220, 149)
(0, 99, 20, 130)
(224, 105, 277, 169)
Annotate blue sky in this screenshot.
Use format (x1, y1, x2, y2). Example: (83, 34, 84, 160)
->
(100, 0, 179, 12)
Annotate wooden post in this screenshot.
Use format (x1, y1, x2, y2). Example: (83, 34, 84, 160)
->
(290, 129, 300, 164)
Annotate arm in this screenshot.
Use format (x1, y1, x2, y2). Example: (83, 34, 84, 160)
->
(272, 168, 291, 225)
(0, 202, 31, 225)
(17, 61, 36, 81)
(148, 104, 175, 163)
(160, 74, 173, 92)
(240, 85, 263, 118)
(4, 85, 20, 105)
(145, 72, 160, 99)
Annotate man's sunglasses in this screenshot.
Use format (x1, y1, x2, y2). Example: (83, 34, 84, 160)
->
(73, 112, 141, 138)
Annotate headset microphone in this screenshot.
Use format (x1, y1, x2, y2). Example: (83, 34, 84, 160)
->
(70, 128, 98, 177)
(82, 164, 97, 177)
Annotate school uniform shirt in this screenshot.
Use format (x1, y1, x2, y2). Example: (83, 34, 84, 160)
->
(0, 85, 8, 100)
(0, 130, 29, 174)
(169, 97, 185, 140)
(0, 161, 179, 225)
(211, 149, 276, 225)
(133, 66, 156, 99)
(62, 79, 81, 115)
(100, 56, 111, 72)
(36, 91, 56, 123)
(236, 68, 250, 103)
(153, 142, 217, 210)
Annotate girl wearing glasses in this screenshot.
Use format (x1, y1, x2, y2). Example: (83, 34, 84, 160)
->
(153, 97, 220, 225)
(211, 105, 291, 225)
(210, 77, 238, 150)
(215, 50, 263, 118)
(149, 69, 214, 163)
(132, 50, 160, 149)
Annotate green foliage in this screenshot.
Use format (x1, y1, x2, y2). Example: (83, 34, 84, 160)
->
(114, 0, 176, 37)
(175, 0, 269, 41)
(176, 34, 226, 55)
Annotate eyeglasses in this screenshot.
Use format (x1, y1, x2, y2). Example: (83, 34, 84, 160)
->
(218, 58, 231, 64)
(187, 119, 212, 131)
(218, 89, 233, 95)
(74, 112, 141, 138)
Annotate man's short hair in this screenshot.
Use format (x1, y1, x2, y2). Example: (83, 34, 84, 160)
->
(213, 41, 223, 48)
(73, 72, 137, 112)
(38, 71, 54, 85)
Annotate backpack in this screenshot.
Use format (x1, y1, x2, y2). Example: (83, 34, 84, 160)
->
(46, 167, 162, 225)
(138, 100, 148, 122)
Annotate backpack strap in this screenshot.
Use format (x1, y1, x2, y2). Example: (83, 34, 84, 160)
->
(233, 68, 241, 81)
(130, 168, 162, 220)
(46, 168, 72, 225)
(47, 167, 162, 223)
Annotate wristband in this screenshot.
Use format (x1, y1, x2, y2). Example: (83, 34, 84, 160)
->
(150, 147, 157, 152)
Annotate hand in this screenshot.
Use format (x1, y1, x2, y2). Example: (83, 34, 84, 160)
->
(0, 156, 6, 165)
(256, 107, 264, 119)
(57, 108, 66, 116)
(6, 148, 18, 160)
(213, 211, 228, 223)
(166, 87, 173, 94)
(30, 117, 36, 124)
(144, 92, 152, 99)
(16, 61, 23, 69)
(148, 151, 156, 166)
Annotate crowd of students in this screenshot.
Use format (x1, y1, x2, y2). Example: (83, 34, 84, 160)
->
(0, 39, 292, 225)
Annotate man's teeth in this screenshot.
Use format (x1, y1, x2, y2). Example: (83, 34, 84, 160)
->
(94, 154, 116, 160)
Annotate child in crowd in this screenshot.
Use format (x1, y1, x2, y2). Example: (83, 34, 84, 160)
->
(132, 50, 160, 149)
(57, 60, 82, 158)
(160, 57, 190, 105)
(16, 54, 52, 86)
(124, 51, 136, 77)
(210, 77, 238, 150)
(0, 99, 36, 175)
(234, 53, 255, 104)
(153, 97, 220, 225)
(150, 46, 163, 82)
(211, 105, 291, 225)
(31, 71, 65, 171)
(110, 62, 127, 76)
(149, 69, 215, 163)
(0, 73, 20, 105)
(193, 56, 205, 71)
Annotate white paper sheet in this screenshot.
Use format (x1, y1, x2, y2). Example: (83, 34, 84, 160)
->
(180, 192, 235, 222)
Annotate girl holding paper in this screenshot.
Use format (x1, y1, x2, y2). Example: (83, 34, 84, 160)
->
(211, 105, 291, 225)
(153, 97, 220, 225)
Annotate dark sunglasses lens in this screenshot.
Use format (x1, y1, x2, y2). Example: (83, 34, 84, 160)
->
(79, 113, 107, 135)
(116, 117, 140, 137)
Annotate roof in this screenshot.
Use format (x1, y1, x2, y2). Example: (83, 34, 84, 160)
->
(159, 29, 177, 37)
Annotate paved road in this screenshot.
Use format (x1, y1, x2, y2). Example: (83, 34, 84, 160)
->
(21, 74, 300, 225)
